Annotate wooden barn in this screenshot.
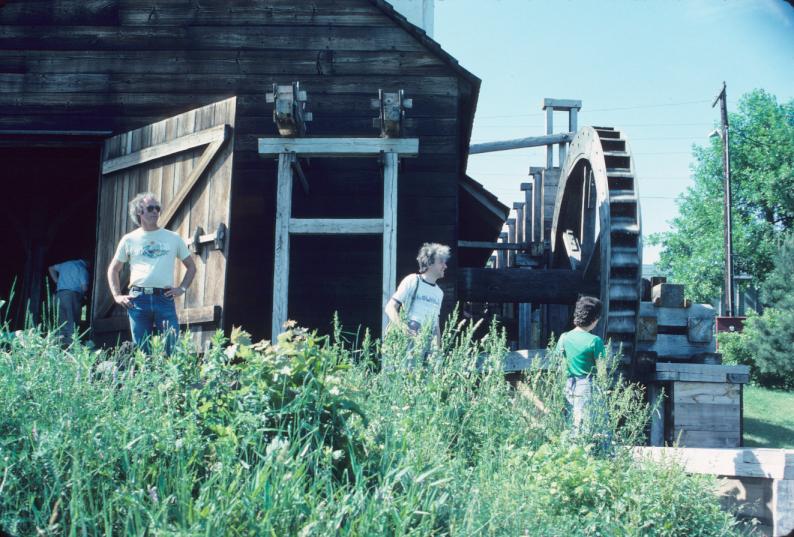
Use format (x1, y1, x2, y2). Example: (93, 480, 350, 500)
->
(0, 0, 506, 346)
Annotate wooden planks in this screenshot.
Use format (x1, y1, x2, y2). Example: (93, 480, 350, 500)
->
(289, 218, 384, 234)
(458, 268, 599, 303)
(93, 305, 222, 333)
(102, 124, 228, 174)
(671, 379, 742, 448)
(92, 98, 236, 350)
(271, 152, 296, 340)
(634, 447, 794, 536)
(0, 25, 427, 52)
(382, 151, 398, 332)
(654, 362, 750, 384)
(0, 0, 395, 28)
(634, 447, 794, 480)
(0, 49, 450, 76)
(258, 137, 419, 157)
(2, 0, 470, 343)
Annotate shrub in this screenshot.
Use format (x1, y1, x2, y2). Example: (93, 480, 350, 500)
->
(741, 233, 794, 388)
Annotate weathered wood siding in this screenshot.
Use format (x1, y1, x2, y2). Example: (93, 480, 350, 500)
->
(671, 381, 742, 448)
(0, 0, 469, 340)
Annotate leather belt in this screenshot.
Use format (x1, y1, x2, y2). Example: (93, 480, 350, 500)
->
(131, 286, 167, 296)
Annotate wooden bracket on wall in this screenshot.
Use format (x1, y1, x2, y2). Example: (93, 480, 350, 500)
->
(371, 89, 412, 138)
(266, 82, 312, 137)
(187, 222, 227, 255)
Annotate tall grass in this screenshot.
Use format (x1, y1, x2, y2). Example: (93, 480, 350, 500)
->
(0, 310, 743, 536)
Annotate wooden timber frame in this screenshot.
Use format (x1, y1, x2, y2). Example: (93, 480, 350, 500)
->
(259, 137, 419, 341)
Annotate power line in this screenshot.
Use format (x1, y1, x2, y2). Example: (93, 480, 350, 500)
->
(466, 171, 693, 181)
(470, 135, 708, 141)
(473, 122, 714, 128)
(476, 99, 714, 119)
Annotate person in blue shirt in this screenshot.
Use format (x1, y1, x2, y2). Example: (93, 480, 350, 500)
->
(48, 258, 90, 346)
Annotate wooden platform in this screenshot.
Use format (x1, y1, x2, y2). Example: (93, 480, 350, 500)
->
(634, 447, 794, 536)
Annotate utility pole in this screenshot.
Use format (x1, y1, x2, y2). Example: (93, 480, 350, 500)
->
(713, 82, 735, 316)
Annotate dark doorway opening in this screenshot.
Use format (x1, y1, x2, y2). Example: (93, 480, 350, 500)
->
(1, 145, 101, 330)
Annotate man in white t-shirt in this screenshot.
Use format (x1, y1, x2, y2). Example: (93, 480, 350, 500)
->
(385, 242, 450, 347)
(107, 192, 196, 354)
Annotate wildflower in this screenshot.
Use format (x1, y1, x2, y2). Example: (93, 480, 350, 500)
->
(147, 485, 159, 504)
(266, 437, 289, 457)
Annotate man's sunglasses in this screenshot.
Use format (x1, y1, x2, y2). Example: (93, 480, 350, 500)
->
(145, 205, 161, 213)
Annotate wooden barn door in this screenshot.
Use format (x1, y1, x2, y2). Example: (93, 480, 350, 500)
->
(91, 98, 236, 351)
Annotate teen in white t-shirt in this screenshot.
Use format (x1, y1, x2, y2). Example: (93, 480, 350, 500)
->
(385, 242, 450, 346)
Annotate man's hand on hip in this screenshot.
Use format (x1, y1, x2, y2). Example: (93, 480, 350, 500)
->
(114, 294, 133, 309)
(164, 286, 186, 298)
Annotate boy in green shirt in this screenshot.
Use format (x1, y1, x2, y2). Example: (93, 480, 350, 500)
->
(555, 296, 605, 434)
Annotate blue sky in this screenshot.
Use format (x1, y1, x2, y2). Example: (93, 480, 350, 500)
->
(432, 0, 794, 263)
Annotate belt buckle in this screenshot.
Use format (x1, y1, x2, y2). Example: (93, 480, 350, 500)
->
(143, 287, 154, 295)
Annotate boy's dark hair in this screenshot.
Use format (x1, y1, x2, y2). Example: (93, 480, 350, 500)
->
(573, 295, 602, 328)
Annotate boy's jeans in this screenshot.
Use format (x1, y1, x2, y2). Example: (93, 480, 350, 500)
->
(127, 291, 179, 355)
(565, 376, 593, 435)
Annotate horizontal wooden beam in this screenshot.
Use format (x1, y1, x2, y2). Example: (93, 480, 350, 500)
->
(653, 362, 750, 384)
(0, 129, 112, 136)
(633, 447, 794, 480)
(640, 302, 715, 326)
(458, 268, 598, 303)
(502, 349, 549, 372)
(258, 137, 419, 157)
(289, 218, 383, 235)
(92, 305, 221, 333)
(469, 133, 574, 155)
(458, 240, 526, 250)
(638, 334, 716, 361)
(102, 123, 229, 174)
(542, 98, 582, 110)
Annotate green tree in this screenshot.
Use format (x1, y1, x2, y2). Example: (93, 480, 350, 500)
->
(743, 233, 794, 388)
(650, 89, 794, 302)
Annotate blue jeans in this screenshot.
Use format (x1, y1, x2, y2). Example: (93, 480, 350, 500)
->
(565, 376, 593, 435)
(127, 292, 180, 355)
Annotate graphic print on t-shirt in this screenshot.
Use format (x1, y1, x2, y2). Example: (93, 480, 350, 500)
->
(139, 241, 169, 259)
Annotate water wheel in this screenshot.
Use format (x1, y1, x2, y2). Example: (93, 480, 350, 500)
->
(550, 126, 643, 362)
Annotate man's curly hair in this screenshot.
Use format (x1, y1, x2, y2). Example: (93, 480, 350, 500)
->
(573, 296, 602, 328)
(416, 243, 450, 273)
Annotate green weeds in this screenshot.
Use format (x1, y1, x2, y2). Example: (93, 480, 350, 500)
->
(0, 314, 744, 536)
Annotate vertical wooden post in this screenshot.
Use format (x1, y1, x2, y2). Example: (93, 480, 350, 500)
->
(521, 180, 535, 243)
(530, 168, 545, 242)
(382, 152, 398, 331)
(545, 107, 554, 169)
(506, 217, 516, 267)
(558, 140, 567, 170)
(569, 107, 578, 133)
(649, 383, 665, 446)
(513, 202, 525, 246)
(519, 303, 532, 349)
(498, 231, 508, 268)
(272, 152, 295, 341)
